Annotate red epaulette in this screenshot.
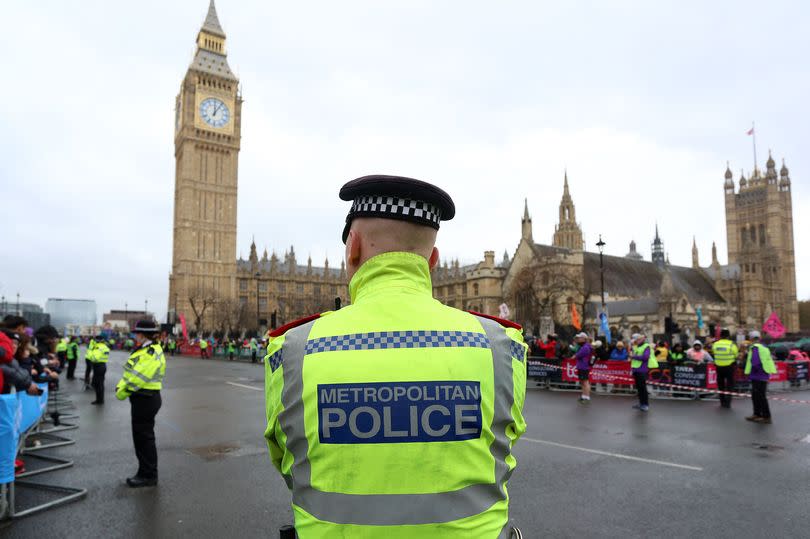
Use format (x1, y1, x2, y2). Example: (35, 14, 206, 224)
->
(466, 310, 522, 331)
(269, 313, 322, 338)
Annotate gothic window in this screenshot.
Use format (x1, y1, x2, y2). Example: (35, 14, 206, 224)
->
(541, 272, 549, 286)
(759, 224, 766, 245)
(258, 282, 267, 292)
(473, 283, 479, 296)
(314, 285, 321, 296)
(259, 298, 267, 310)
(751, 263, 756, 274)
(297, 283, 304, 293)
(331, 285, 337, 295)
(239, 296, 247, 306)
(279, 282, 286, 294)
(239, 280, 247, 291)
(750, 226, 756, 244)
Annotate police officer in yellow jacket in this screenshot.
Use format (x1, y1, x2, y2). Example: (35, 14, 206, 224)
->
(84, 337, 97, 389)
(711, 329, 739, 408)
(90, 336, 110, 405)
(265, 175, 527, 538)
(116, 320, 166, 487)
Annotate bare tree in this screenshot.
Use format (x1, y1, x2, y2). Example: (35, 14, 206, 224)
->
(188, 286, 218, 331)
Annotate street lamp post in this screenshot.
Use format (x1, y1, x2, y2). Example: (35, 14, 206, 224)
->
(596, 235, 606, 310)
(255, 272, 261, 333)
(174, 293, 178, 325)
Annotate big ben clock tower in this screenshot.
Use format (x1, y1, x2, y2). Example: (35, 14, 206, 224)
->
(169, 0, 242, 330)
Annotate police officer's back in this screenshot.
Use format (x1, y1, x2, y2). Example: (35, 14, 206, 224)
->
(264, 176, 527, 538)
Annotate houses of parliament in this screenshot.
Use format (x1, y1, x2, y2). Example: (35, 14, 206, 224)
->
(168, 2, 799, 336)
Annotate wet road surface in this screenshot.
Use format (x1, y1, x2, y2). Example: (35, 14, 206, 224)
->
(3, 350, 809, 538)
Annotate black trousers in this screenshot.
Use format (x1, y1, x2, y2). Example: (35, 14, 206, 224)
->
(66, 359, 77, 379)
(716, 364, 736, 406)
(92, 363, 106, 402)
(84, 359, 93, 385)
(251, 350, 257, 363)
(751, 380, 771, 419)
(130, 392, 162, 479)
(633, 372, 649, 406)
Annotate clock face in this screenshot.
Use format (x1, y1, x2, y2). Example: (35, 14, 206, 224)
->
(199, 97, 230, 128)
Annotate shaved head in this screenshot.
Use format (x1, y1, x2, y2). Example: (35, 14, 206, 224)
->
(345, 218, 439, 279)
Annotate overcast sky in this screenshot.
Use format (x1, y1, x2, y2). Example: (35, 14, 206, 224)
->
(1, 0, 807, 322)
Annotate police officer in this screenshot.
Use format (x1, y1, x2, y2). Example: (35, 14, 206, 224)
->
(66, 336, 79, 379)
(744, 330, 775, 424)
(116, 319, 166, 487)
(90, 335, 110, 404)
(711, 328, 739, 408)
(55, 337, 68, 368)
(264, 175, 527, 538)
(84, 336, 97, 389)
(630, 333, 658, 411)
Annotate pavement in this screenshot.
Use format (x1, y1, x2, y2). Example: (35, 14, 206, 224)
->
(3, 350, 810, 538)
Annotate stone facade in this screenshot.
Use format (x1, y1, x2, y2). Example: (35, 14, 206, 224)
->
(712, 154, 799, 330)
(234, 242, 348, 329)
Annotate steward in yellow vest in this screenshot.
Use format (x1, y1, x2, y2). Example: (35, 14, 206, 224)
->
(116, 320, 166, 487)
(265, 175, 527, 538)
(744, 331, 775, 424)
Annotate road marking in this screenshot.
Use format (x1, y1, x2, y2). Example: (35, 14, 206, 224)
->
(225, 381, 262, 392)
(522, 437, 703, 471)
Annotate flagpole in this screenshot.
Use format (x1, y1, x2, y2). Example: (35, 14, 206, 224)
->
(751, 121, 757, 173)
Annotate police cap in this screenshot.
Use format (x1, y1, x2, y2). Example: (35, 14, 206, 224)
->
(133, 319, 160, 334)
(339, 175, 455, 243)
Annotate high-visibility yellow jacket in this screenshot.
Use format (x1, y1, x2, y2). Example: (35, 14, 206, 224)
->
(711, 339, 739, 367)
(90, 343, 110, 364)
(116, 342, 166, 400)
(264, 251, 527, 538)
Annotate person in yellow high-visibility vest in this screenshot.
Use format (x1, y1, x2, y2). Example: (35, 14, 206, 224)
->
(712, 329, 740, 408)
(265, 175, 527, 538)
(116, 319, 166, 487)
(630, 333, 658, 411)
(90, 335, 110, 404)
(744, 330, 775, 424)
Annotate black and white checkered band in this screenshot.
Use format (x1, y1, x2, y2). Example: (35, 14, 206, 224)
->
(349, 195, 442, 228)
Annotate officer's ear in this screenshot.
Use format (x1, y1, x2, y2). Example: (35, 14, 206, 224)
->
(428, 247, 439, 270)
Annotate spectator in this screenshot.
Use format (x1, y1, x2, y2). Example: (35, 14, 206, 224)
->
(1, 329, 40, 395)
(686, 340, 713, 363)
(540, 334, 559, 359)
(655, 340, 669, 361)
(669, 343, 686, 362)
(2, 315, 28, 334)
(610, 341, 628, 360)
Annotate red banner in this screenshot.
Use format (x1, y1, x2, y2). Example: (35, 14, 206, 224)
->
(179, 313, 188, 341)
(562, 359, 636, 385)
(771, 361, 789, 383)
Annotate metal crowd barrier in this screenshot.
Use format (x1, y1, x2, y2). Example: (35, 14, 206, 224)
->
(526, 356, 810, 400)
(0, 384, 87, 520)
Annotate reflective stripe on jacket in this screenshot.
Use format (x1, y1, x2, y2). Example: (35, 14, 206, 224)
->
(90, 343, 110, 363)
(116, 343, 166, 400)
(712, 339, 739, 367)
(264, 251, 527, 538)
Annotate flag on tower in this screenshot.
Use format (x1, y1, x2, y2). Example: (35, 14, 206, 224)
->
(746, 126, 755, 136)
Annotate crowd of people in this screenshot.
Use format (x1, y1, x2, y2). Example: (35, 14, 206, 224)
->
(191, 335, 265, 363)
(526, 328, 798, 424)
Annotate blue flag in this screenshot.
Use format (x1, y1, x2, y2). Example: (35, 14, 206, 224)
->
(599, 312, 611, 345)
(696, 307, 704, 329)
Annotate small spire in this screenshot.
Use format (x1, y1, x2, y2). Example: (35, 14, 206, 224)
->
(563, 170, 570, 195)
(523, 198, 530, 220)
(724, 161, 733, 179)
(202, 0, 226, 38)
